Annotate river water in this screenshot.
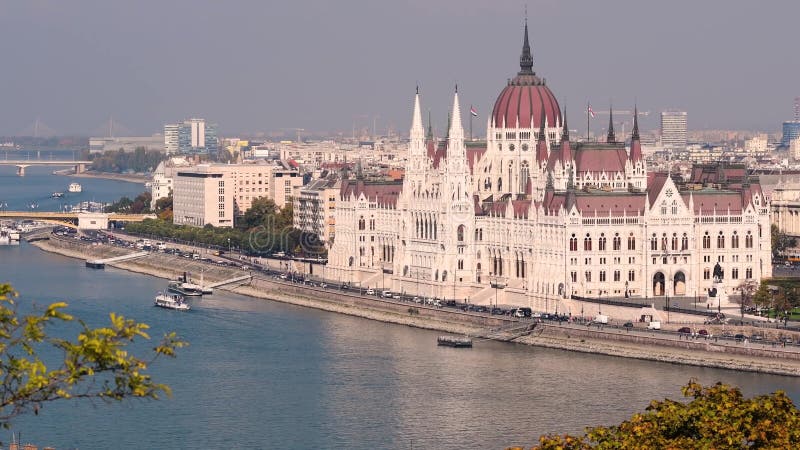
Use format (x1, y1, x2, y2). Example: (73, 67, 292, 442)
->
(1, 169, 799, 449)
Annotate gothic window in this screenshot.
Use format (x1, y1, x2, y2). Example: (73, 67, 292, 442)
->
(746, 267, 753, 279)
(520, 161, 530, 193)
(569, 234, 578, 252)
(703, 232, 711, 249)
(671, 200, 678, 215)
(732, 268, 739, 279)
(598, 234, 607, 251)
(599, 271, 606, 282)
(585, 271, 592, 282)
(717, 231, 725, 249)
(498, 178, 503, 191)
(570, 271, 577, 283)
(358, 216, 365, 231)
(457, 225, 465, 242)
(584, 234, 592, 251)
(628, 270, 635, 282)
(745, 231, 753, 248)
(661, 201, 667, 215)
(661, 233, 667, 251)
(628, 233, 636, 251)
(732, 231, 739, 249)
(681, 233, 689, 250)
(671, 233, 678, 251)
(613, 270, 620, 282)
(650, 233, 658, 251)
(704, 268, 710, 280)
(613, 233, 621, 251)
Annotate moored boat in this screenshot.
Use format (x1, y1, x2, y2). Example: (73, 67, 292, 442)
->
(437, 336, 473, 348)
(68, 182, 82, 193)
(51, 192, 64, 198)
(168, 282, 204, 297)
(154, 292, 190, 311)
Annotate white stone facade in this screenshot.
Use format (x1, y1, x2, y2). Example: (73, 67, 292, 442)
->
(325, 31, 772, 310)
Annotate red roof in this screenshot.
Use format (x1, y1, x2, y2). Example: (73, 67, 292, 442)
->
(339, 179, 402, 207)
(492, 79, 560, 129)
(466, 146, 486, 175)
(647, 173, 671, 207)
(574, 146, 628, 174)
(574, 194, 646, 216)
(682, 191, 743, 215)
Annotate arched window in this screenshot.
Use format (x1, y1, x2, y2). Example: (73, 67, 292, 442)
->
(671, 233, 678, 251)
(613, 233, 621, 251)
(681, 233, 689, 250)
(584, 234, 592, 251)
(650, 233, 657, 251)
(703, 232, 711, 249)
(598, 234, 607, 251)
(661, 233, 668, 251)
(520, 161, 530, 193)
(497, 178, 503, 192)
(457, 224, 465, 242)
(570, 234, 578, 252)
(731, 231, 739, 249)
(745, 231, 753, 248)
(717, 231, 725, 249)
(628, 233, 636, 250)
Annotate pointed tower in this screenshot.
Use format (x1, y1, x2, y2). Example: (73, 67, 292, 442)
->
(607, 106, 616, 143)
(629, 106, 642, 162)
(535, 102, 549, 163)
(519, 18, 534, 76)
(560, 106, 573, 163)
(406, 87, 428, 185)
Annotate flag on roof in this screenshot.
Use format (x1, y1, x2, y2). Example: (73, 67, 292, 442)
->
(470, 105, 478, 117)
(588, 104, 595, 118)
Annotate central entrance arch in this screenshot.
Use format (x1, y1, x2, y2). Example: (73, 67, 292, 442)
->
(674, 271, 686, 296)
(653, 272, 665, 296)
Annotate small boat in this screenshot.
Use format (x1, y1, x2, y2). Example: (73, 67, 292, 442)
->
(51, 192, 64, 198)
(68, 182, 82, 193)
(154, 292, 190, 311)
(437, 336, 473, 348)
(168, 281, 204, 297)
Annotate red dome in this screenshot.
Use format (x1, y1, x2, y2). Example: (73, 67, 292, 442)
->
(492, 75, 561, 129)
(492, 21, 561, 130)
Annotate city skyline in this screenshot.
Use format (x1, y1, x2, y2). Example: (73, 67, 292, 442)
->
(1, 0, 798, 137)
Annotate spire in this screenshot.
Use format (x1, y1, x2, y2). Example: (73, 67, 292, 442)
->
(519, 19, 534, 75)
(606, 105, 616, 143)
(411, 88, 423, 134)
(535, 102, 549, 162)
(448, 88, 464, 142)
(629, 104, 642, 162)
(561, 106, 569, 141)
(632, 105, 640, 140)
(426, 110, 433, 140)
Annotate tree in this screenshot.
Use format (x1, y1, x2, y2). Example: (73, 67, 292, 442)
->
(771, 224, 797, 259)
(738, 279, 758, 320)
(0, 284, 185, 428)
(238, 197, 280, 230)
(526, 380, 800, 449)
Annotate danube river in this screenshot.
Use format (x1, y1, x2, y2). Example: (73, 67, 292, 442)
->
(2, 171, 800, 449)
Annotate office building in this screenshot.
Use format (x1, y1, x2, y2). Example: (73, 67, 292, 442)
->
(164, 118, 219, 154)
(661, 111, 687, 148)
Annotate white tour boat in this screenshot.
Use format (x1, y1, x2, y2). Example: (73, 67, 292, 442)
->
(154, 292, 191, 311)
(68, 182, 82, 193)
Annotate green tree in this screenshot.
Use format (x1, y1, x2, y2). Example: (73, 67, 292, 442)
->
(0, 284, 184, 428)
(528, 380, 800, 449)
(237, 197, 280, 230)
(771, 224, 797, 259)
(752, 282, 771, 310)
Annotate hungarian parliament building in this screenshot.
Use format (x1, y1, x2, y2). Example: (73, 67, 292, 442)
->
(326, 24, 772, 309)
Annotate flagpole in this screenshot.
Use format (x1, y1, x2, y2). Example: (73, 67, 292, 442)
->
(469, 104, 473, 141)
(586, 101, 590, 141)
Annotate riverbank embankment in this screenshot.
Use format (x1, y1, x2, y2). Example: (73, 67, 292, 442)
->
(53, 168, 149, 184)
(28, 234, 800, 376)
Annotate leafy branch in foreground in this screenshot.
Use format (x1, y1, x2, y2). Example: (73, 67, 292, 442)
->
(0, 283, 186, 428)
(514, 379, 800, 449)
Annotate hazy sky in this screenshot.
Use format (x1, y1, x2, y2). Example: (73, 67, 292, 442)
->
(1, 0, 798, 137)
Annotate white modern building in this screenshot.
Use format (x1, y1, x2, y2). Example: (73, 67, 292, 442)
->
(173, 165, 233, 227)
(294, 176, 340, 247)
(325, 25, 772, 309)
(661, 111, 688, 149)
(149, 156, 193, 210)
(164, 118, 218, 154)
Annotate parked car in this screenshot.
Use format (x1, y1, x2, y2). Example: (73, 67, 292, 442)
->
(677, 327, 692, 334)
(366, 288, 375, 295)
(698, 329, 709, 336)
(381, 290, 393, 298)
(734, 334, 746, 342)
(623, 322, 634, 329)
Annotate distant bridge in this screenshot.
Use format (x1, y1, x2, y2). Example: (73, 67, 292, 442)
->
(0, 211, 156, 230)
(0, 160, 92, 176)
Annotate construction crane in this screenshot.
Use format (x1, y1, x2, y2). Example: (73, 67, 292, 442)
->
(592, 110, 650, 117)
